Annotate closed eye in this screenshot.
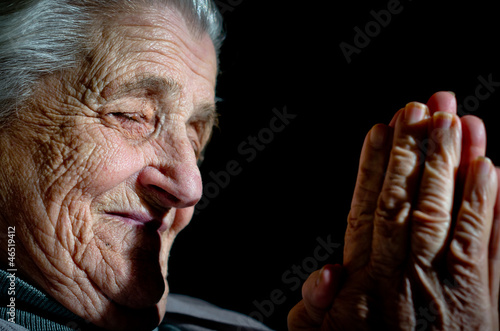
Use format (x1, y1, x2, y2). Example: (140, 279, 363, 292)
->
(103, 110, 156, 138)
(110, 112, 146, 122)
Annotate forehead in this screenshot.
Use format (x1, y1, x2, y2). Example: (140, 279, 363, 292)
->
(87, 6, 218, 104)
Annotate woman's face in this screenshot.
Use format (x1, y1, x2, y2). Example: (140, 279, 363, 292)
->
(0, 7, 217, 331)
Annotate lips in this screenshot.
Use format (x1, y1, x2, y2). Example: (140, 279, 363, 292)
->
(107, 211, 168, 232)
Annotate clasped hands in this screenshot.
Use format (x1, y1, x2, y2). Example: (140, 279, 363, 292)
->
(289, 92, 500, 330)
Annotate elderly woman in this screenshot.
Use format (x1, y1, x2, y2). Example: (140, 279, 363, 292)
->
(0, 1, 499, 331)
(0, 0, 264, 330)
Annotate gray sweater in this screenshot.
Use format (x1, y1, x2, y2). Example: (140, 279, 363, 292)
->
(0, 269, 271, 331)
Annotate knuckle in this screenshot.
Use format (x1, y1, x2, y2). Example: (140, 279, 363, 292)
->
(358, 164, 383, 181)
(373, 202, 411, 242)
(412, 159, 456, 220)
(414, 190, 453, 220)
(459, 201, 488, 233)
(450, 221, 485, 262)
(359, 149, 387, 174)
(430, 124, 461, 144)
(410, 213, 450, 263)
(390, 145, 421, 177)
(467, 187, 494, 211)
(411, 210, 450, 236)
(347, 211, 374, 232)
(425, 147, 458, 169)
(428, 127, 461, 160)
(377, 185, 410, 217)
(394, 130, 422, 150)
(351, 184, 382, 211)
(373, 200, 411, 252)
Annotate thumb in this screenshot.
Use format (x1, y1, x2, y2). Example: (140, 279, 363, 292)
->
(287, 264, 344, 330)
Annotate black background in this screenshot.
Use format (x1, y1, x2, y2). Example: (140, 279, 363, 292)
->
(168, 1, 500, 330)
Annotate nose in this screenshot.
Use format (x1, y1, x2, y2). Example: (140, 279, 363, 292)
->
(138, 144, 202, 209)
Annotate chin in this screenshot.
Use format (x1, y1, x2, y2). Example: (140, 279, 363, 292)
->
(91, 278, 170, 331)
(108, 260, 167, 308)
(89, 213, 169, 306)
(81, 210, 176, 329)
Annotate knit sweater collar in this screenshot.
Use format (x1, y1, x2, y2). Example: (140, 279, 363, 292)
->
(0, 268, 97, 330)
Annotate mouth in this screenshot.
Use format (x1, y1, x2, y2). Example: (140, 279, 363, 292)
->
(106, 211, 169, 232)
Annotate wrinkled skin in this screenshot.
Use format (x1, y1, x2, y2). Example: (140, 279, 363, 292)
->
(0, 7, 217, 331)
(289, 92, 500, 330)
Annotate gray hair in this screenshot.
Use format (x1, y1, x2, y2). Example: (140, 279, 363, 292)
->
(0, 0, 224, 122)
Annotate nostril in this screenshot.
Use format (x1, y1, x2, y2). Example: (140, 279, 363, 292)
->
(138, 166, 202, 208)
(150, 184, 180, 205)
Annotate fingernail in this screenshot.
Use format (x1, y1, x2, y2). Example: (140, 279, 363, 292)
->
(370, 124, 387, 149)
(405, 102, 428, 124)
(447, 91, 456, 97)
(476, 156, 492, 176)
(316, 266, 325, 287)
(433, 111, 453, 129)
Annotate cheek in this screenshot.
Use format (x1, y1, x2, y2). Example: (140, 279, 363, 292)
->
(33, 129, 145, 197)
(61, 131, 149, 197)
(89, 144, 146, 194)
(29, 131, 149, 250)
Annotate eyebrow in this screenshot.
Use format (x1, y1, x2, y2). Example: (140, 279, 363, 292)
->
(190, 102, 219, 127)
(194, 103, 219, 165)
(105, 76, 181, 100)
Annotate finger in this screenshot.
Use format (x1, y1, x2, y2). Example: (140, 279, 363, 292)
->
(287, 265, 343, 330)
(426, 91, 457, 115)
(388, 91, 456, 128)
(389, 108, 403, 128)
(448, 158, 498, 295)
(458, 116, 487, 186)
(370, 102, 430, 278)
(302, 265, 344, 323)
(489, 167, 500, 310)
(410, 112, 462, 267)
(345, 124, 392, 273)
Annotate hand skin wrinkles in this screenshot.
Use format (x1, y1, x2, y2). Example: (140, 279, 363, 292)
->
(288, 94, 500, 331)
